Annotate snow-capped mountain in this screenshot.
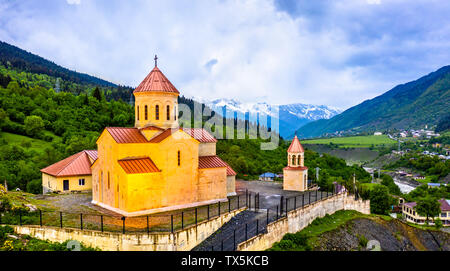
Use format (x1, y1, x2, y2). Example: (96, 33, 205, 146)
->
(198, 98, 342, 138)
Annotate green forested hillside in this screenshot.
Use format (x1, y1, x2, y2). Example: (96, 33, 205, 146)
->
(0, 41, 115, 87)
(0, 64, 136, 192)
(297, 65, 450, 138)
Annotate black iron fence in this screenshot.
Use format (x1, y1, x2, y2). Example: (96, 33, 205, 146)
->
(0, 194, 247, 234)
(204, 188, 351, 251)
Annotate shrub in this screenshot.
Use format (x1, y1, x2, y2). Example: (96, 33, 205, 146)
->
(26, 179, 42, 194)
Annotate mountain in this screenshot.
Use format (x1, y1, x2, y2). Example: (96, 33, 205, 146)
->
(201, 98, 341, 138)
(297, 65, 450, 138)
(0, 40, 116, 87)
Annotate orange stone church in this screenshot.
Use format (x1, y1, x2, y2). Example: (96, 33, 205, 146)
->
(42, 57, 237, 217)
(90, 58, 237, 216)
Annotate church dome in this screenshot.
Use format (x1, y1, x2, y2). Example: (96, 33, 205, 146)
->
(133, 56, 179, 94)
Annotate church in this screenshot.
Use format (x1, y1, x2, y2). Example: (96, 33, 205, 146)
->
(42, 57, 237, 217)
(283, 135, 308, 191)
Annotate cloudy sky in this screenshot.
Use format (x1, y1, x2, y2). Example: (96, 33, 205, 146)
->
(1, 0, 449, 109)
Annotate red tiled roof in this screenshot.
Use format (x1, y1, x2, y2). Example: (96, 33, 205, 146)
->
(134, 66, 179, 94)
(198, 156, 228, 170)
(40, 151, 94, 177)
(284, 166, 308, 171)
(288, 135, 304, 153)
(118, 157, 160, 174)
(84, 150, 98, 162)
(226, 164, 237, 176)
(404, 199, 450, 212)
(141, 125, 164, 131)
(183, 128, 217, 143)
(106, 127, 148, 144)
(149, 128, 180, 143)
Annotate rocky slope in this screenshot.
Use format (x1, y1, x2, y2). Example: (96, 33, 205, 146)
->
(314, 217, 449, 251)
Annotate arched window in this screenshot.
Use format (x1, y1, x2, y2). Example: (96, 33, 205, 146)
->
(144, 105, 148, 120)
(177, 150, 181, 166)
(167, 105, 170, 120)
(174, 106, 177, 120)
(137, 106, 140, 121)
(297, 155, 301, 166)
(292, 155, 296, 166)
(155, 105, 159, 120)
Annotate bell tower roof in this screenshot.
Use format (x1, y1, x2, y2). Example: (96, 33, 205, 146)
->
(287, 135, 304, 153)
(133, 56, 180, 94)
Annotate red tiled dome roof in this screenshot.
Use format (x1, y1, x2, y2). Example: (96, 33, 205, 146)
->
(287, 135, 304, 153)
(133, 66, 179, 94)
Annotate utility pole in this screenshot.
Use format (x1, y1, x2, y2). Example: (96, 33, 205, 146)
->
(315, 167, 320, 185)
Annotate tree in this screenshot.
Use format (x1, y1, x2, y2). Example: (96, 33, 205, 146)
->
(416, 196, 441, 225)
(93, 87, 102, 101)
(24, 115, 44, 137)
(370, 184, 390, 215)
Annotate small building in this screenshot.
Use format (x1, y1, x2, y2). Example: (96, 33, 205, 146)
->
(428, 183, 441, 188)
(373, 132, 382, 136)
(259, 172, 276, 181)
(413, 175, 425, 180)
(41, 150, 98, 193)
(402, 199, 450, 226)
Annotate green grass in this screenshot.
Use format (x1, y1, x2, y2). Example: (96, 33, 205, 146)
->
(302, 135, 396, 148)
(0, 132, 56, 153)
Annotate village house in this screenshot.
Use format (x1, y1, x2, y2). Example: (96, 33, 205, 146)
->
(402, 199, 450, 226)
(41, 57, 237, 216)
(40, 150, 98, 193)
(259, 172, 276, 181)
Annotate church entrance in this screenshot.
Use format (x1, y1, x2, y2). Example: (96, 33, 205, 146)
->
(63, 180, 69, 191)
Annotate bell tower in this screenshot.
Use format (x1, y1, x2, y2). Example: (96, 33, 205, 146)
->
(134, 55, 179, 130)
(283, 135, 308, 191)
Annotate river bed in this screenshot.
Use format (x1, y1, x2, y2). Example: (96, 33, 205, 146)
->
(393, 179, 417, 194)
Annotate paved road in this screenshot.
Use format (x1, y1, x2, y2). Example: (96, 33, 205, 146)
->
(192, 180, 334, 251)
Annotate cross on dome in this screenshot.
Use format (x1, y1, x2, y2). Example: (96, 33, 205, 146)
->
(154, 55, 158, 67)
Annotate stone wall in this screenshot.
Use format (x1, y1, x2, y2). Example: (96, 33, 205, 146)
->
(13, 207, 246, 251)
(237, 193, 370, 251)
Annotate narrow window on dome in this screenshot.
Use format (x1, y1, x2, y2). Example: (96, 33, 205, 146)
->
(145, 105, 148, 120)
(167, 105, 170, 120)
(174, 106, 177, 120)
(297, 155, 301, 166)
(137, 106, 140, 120)
(155, 105, 159, 120)
(177, 150, 181, 166)
(292, 155, 296, 166)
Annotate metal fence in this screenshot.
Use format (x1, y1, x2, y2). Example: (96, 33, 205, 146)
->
(0, 194, 247, 234)
(203, 188, 349, 251)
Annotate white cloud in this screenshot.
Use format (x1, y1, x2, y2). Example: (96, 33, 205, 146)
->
(367, 0, 381, 4)
(66, 0, 81, 5)
(0, 0, 449, 109)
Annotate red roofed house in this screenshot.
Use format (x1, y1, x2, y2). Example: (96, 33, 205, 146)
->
(403, 199, 450, 226)
(283, 135, 308, 191)
(40, 150, 98, 193)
